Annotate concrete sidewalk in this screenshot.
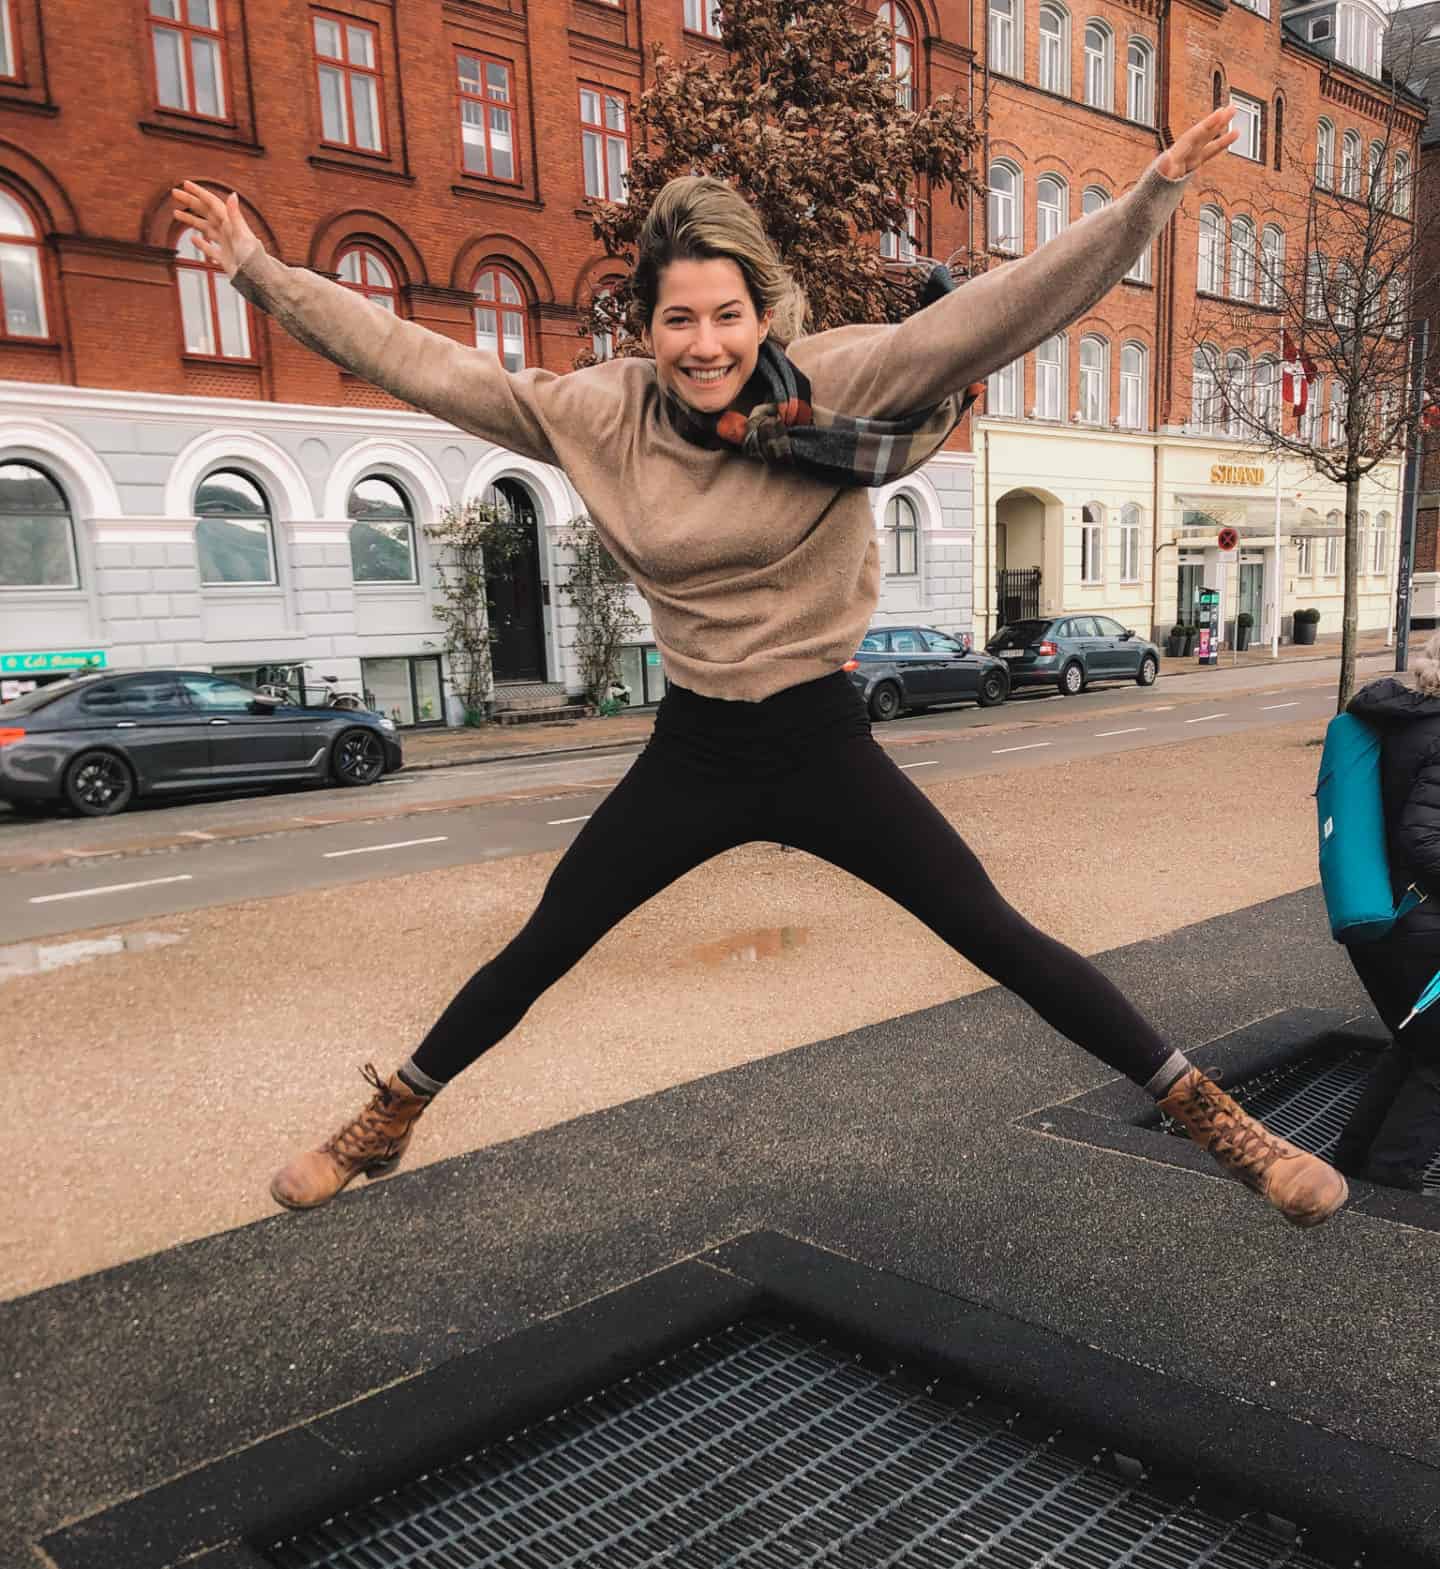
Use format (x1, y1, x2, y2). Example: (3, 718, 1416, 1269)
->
(403, 629, 1401, 771)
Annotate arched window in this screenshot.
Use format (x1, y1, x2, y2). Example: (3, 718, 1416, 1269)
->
(1127, 37, 1154, 124)
(1192, 346, 1219, 434)
(1082, 185, 1110, 218)
(0, 461, 77, 588)
(1260, 224, 1284, 308)
(472, 265, 526, 370)
(1035, 333, 1065, 418)
(195, 470, 276, 586)
(880, 194, 919, 261)
(1394, 150, 1412, 216)
(1039, 4, 1069, 93)
(1368, 139, 1385, 203)
(1229, 215, 1256, 300)
(589, 280, 622, 362)
(1328, 383, 1348, 447)
(1198, 205, 1224, 294)
(988, 161, 1021, 253)
(1323, 513, 1341, 575)
(337, 246, 398, 312)
(1363, 266, 1382, 332)
(884, 492, 919, 576)
(1303, 374, 1324, 443)
(1084, 20, 1113, 110)
(348, 475, 417, 583)
(1037, 175, 1067, 245)
(1341, 130, 1362, 198)
(0, 190, 47, 339)
(1316, 119, 1334, 189)
(176, 228, 251, 358)
(1224, 350, 1249, 437)
(1080, 503, 1103, 582)
(1118, 502, 1141, 583)
(1273, 96, 1284, 172)
(1119, 341, 1147, 429)
(989, 0, 1018, 77)
(1306, 252, 1326, 321)
(878, 3, 915, 108)
(1253, 355, 1278, 429)
(1079, 334, 1108, 423)
(1388, 276, 1407, 340)
(1333, 260, 1356, 326)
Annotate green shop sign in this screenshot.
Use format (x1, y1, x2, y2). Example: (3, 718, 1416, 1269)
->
(0, 650, 108, 674)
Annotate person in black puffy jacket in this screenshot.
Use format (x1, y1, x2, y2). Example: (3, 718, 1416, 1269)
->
(1335, 655, 1440, 1191)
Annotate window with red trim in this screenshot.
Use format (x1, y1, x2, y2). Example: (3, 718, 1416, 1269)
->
(337, 246, 398, 312)
(579, 87, 629, 202)
(313, 12, 384, 154)
(175, 229, 252, 359)
(149, 0, 228, 119)
(877, 3, 914, 109)
(0, 189, 48, 338)
(472, 267, 527, 370)
(683, 0, 722, 39)
(0, 0, 19, 81)
(457, 52, 516, 181)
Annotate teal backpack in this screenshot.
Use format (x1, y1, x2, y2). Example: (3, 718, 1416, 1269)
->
(1316, 712, 1426, 943)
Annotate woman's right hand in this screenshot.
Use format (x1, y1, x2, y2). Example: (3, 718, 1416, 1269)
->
(170, 181, 261, 279)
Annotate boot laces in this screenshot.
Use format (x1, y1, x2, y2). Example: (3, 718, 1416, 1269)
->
(322, 1063, 401, 1163)
(1207, 1113, 1290, 1179)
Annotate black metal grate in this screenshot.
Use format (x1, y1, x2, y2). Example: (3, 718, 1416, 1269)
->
(266, 1320, 1337, 1568)
(1166, 1045, 1440, 1194)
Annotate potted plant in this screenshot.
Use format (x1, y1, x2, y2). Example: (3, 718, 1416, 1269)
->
(1166, 622, 1186, 657)
(1236, 610, 1254, 652)
(1293, 606, 1320, 646)
(1181, 623, 1198, 656)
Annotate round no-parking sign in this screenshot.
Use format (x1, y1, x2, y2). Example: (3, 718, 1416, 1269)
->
(1217, 526, 1239, 554)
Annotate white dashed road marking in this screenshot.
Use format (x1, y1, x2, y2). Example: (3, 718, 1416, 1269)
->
(993, 743, 1052, 755)
(322, 836, 449, 859)
(1094, 728, 1145, 738)
(30, 874, 194, 905)
(1185, 713, 1228, 724)
(548, 815, 593, 825)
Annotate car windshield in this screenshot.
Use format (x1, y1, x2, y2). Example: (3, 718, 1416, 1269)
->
(988, 621, 1049, 651)
(0, 678, 93, 716)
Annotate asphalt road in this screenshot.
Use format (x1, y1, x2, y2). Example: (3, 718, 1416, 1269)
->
(0, 655, 1371, 945)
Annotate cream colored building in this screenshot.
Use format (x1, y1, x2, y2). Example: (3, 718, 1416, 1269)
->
(972, 416, 1404, 651)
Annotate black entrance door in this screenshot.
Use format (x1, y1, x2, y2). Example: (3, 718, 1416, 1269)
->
(486, 479, 546, 682)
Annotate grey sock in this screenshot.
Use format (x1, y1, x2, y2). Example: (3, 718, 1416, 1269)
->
(1145, 1050, 1192, 1100)
(397, 1058, 445, 1097)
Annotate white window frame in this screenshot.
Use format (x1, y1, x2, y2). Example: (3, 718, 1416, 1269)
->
(1192, 349, 1218, 435)
(1119, 341, 1146, 429)
(1253, 356, 1278, 430)
(880, 199, 919, 262)
(1037, 175, 1067, 246)
(1341, 131, 1362, 199)
(1035, 333, 1065, 419)
(1084, 20, 1113, 110)
(1224, 351, 1249, 438)
(989, 0, 1018, 76)
(1323, 530, 1340, 576)
(1329, 384, 1348, 447)
(1079, 334, 1108, 423)
(1080, 507, 1104, 584)
(988, 161, 1022, 253)
(884, 492, 920, 576)
(1260, 224, 1284, 308)
(1316, 118, 1334, 189)
(1119, 504, 1141, 583)
(1394, 150, 1412, 216)
(684, 0, 723, 37)
(1373, 512, 1390, 575)
(1229, 215, 1256, 300)
(987, 356, 1021, 417)
(1039, 4, 1069, 93)
(1230, 93, 1261, 161)
(1198, 206, 1224, 295)
(1126, 37, 1153, 124)
(1303, 375, 1324, 445)
(1296, 535, 1313, 576)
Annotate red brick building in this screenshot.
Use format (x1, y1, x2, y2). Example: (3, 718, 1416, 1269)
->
(0, 0, 1423, 711)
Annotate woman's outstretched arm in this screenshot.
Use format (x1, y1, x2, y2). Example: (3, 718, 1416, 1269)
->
(794, 107, 1237, 418)
(170, 183, 604, 466)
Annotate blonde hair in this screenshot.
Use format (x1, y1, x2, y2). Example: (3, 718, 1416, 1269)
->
(1414, 631, 1440, 696)
(632, 175, 809, 346)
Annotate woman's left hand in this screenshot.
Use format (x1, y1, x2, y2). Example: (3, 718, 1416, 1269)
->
(1158, 106, 1239, 179)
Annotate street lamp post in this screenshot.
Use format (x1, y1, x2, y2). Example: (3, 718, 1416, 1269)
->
(1396, 317, 1429, 673)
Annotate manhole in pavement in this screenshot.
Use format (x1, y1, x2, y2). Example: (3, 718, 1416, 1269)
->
(1161, 1044, 1440, 1194)
(689, 925, 810, 966)
(265, 1319, 1335, 1569)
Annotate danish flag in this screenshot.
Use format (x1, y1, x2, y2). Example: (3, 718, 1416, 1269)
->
(1282, 331, 1316, 417)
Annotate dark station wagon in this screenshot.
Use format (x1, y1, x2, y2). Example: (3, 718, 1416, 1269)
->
(985, 615, 1162, 696)
(844, 625, 1010, 721)
(0, 669, 403, 817)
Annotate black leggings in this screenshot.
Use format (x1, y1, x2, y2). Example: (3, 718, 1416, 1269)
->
(410, 673, 1181, 1091)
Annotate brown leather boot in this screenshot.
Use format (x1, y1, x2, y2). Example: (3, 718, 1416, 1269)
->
(271, 1065, 433, 1211)
(1158, 1068, 1349, 1228)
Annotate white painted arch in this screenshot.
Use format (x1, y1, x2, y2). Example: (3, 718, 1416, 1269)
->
(870, 470, 943, 531)
(461, 449, 577, 529)
(0, 418, 123, 517)
(164, 430, 314, 522)
(321, 438, 450, 526)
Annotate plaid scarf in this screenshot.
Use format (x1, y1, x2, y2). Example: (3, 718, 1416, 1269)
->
(660, 263, 980, 488)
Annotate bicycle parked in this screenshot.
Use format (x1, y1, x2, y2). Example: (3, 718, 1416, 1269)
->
(255, 663, 368, 712)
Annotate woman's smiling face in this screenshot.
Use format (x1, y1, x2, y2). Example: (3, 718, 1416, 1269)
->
(646, 257, 772, 411)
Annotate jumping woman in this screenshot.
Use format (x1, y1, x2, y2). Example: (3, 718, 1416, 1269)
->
(172, 104, 1348, 1227)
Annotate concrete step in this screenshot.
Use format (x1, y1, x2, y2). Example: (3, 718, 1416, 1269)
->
(494, 704, 592, 726)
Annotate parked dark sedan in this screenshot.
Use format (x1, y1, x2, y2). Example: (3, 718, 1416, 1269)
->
(844, 625, 1010, 721)
(985, 615, 1161, 695)
(0, 669, 403, 817)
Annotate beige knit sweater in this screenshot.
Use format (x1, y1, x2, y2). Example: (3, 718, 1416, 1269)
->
(233, 160, 1188, 701)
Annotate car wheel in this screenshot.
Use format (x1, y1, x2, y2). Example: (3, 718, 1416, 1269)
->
(868, 682, 903, 722)
(977, 669, 1008, 707)
(1058, 661, 1086, 697)
(1136, 655, 1158, 687)
(63, 750, 135, 817)
(331, 727, 387, 786)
